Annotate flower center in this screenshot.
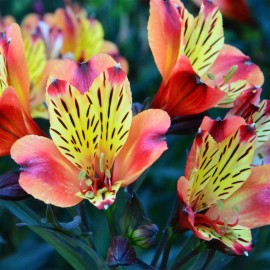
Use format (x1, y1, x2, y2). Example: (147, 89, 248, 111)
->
(78, 152, 113, 199)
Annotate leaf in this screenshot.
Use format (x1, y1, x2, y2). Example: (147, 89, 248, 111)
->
(0, 201, 109, 270)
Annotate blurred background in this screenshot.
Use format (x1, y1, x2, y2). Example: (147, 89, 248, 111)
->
(0, 0, 270, 269)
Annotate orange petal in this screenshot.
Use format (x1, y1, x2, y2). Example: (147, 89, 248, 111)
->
(113, 109, 170, 186)
(152, 56, 225, 117)
(0, 87, 43, 156)
(4, 24, 30, 113)
(148, 0, 181, 83)
(206, 165, 270, 229)
(49, 54, 116, 93)
(54, 7, 78, 54)
(204, 44, 264, 88)
(11, 135, 82, 207)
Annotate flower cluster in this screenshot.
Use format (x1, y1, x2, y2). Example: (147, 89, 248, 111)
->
(1, 0, 270, 268)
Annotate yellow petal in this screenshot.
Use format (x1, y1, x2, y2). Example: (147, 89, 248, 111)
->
(184, 1, 224, 76)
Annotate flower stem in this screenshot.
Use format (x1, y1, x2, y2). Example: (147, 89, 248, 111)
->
(170, 248, 200, 270)
(160, 236, 174, 269)
(201, 250, 216, 270)
(151, 195, 179, 267)
(79, 202, 97, 251)
(106, 205, 116, 237)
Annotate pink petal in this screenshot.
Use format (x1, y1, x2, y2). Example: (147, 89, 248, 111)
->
(113, 109, 170, 186)
(206, 165, 270, 229)
(11, 135, 82, 207)
(49, 54, 116, 93)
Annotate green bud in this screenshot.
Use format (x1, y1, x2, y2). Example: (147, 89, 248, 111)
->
(127, 224, 159, 248)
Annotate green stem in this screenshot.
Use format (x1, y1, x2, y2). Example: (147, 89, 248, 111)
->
(201, 250, 216, 270)
(79, 202, 97, 251)
(151, 195, 179, 267)
(170, 248, 200, 270)
(106, 206, 116, 237)
(160, 236, 174, 269)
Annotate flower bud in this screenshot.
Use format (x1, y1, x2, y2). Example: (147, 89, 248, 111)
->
(128, 224, 159, 248)
(106, 236, 136, 266)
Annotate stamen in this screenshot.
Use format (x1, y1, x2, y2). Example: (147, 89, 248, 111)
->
(105, 169, 111, 178)
(223, 65, 238, 83)
(99, 152, 104, 173)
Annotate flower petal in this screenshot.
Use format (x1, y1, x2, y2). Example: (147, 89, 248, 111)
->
(49, 54, 116, 93)
(252, 100, 270, 148)
(225, 87, 262, 120)
(195, 224, 252, 255)
(200, 116, 247, 142)
(207, 165, 270, 229)
(3, 23, 30, 113)
(89, 66, 132, 169)
(184, 0, 224, 77)
(24, 33, 47, 85)
(47, 79, 100, 176)
(0, 87, 43, 156)
(152, 56, 225, 117)
(74, 18, 104, 62)
(54, 7, 78, 54)
(203, 44, 264, 88)
(148, 0, 181, 82)
(113, 109, 170, 186)
(47, 65, 132, 174)
(195, 124, 256, 211)
(11, 135, 82, 207)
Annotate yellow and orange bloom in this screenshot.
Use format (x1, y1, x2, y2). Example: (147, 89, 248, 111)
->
(148, 0, 263, 117)
(11, 55, 170, 209)
(0, 23, 44, 156)
(176, 116, 270, 255)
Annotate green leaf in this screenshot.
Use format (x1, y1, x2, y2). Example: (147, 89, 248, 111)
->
(0, 201, 109, 270)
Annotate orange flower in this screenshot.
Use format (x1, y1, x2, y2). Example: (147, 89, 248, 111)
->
(0, 24, 44, 156)
(176, 116, 270, 255)
(148, 0, 263, 117)
(11, 55, 170, 209)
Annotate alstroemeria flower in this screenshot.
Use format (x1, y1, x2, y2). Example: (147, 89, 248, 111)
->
(52, 6, 128, 72)
(176, 116, 270, 255)
(148, 0, 263, 117)
(0, 23, 44, 156)
(11, 55, 170, 209)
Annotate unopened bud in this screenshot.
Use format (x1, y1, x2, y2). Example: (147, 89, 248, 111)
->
(106, 236, 136, 266)
(127, 224, 159, 248)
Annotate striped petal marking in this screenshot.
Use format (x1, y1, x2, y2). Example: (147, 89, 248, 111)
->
(184, 0, 224, 77)
(253, 100, 270, 148)
(47, 65, 132, 209)
(187, 124, 256, 212)
(195, 224, 252, 255)
(74, 18, 104, 62)
(24, 33, 47, 85)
